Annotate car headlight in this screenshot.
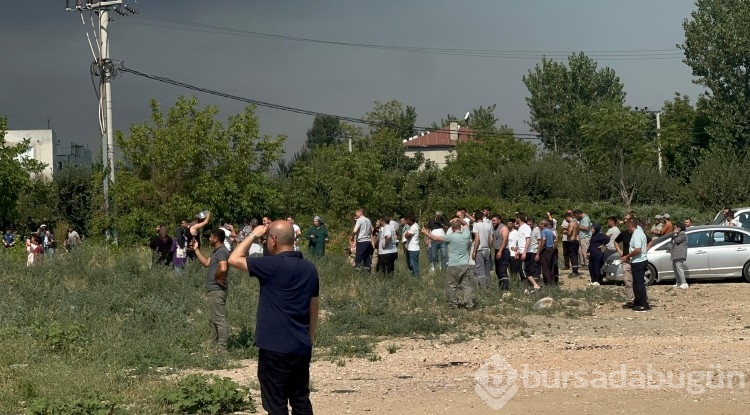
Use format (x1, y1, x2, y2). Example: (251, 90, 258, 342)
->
(612, 260, 621, 266)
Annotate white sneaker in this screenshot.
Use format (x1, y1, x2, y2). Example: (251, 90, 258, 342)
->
(429, 266, 435, 273)
(679, 283, 689, 289)
(591, 282, 600, 286)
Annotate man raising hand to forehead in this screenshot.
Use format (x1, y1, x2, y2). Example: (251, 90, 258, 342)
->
(229, 220, 320, 415)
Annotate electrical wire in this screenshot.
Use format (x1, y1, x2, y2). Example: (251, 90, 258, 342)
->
(116, 14, 684, 61)
(115, 62, 541, 139)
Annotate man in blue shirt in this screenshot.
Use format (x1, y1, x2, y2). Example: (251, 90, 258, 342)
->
(620, 218, 650, 312)
(229, 220, 320, 414)
(537, 220, 557, 286)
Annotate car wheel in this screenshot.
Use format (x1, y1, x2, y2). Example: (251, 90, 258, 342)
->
(645, 263, 657, 286)
(743, 261, 750, 283)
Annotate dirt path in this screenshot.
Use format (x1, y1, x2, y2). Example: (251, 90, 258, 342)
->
(212, 278, 750, 414)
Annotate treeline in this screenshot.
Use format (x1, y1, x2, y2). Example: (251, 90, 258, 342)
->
(2, 0, 749, 241)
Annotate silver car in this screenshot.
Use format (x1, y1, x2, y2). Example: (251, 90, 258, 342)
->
(603, 225, 750, 285)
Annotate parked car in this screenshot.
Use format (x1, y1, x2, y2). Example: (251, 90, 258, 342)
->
(603, 225, 750, 285)
(711, 207, 750, 229)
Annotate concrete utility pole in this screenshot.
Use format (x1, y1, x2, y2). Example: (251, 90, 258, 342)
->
(65, 0, 137, 242)
(656, 112, 663, 175)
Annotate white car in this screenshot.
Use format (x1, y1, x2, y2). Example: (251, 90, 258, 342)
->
(603, 225, 750, 285)
(711, 207, 750, 229)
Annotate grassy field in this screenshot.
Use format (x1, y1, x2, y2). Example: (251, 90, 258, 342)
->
(0, 245, 622, 414)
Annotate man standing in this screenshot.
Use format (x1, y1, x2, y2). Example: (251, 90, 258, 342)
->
(228, 221, 319, 414)
(404, 214, 421, 277)
(193, 229, 230, 349)
(287, 215, 302, 251)
(565, 212, 580, 278)
(650, 214, 663, 238)
(491, 215, 510, 290)
(605, 216, 621, 257)
(472, 211, 493, 288)
(149, 224, 173, 266)
(66, 226, 81, 251)
(561, 210, 572, 269)
(377, 216, 398, 275)
(614, 213, 635, 308)
(660, 214, 674, 236)
(352, 208, 373, 271)
(517, 213, 542, 292)
(427, 211, 449, 272)
(620, 218, 650, 312)
(575, 210, 591, 268)
(422, 221, 475, 309)
(538, 220, 556, 286)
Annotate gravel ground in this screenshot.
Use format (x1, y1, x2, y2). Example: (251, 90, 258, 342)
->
(208, 276, 750, 414)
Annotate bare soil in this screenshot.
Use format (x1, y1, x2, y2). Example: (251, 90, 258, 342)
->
(210, 276, 750, 414)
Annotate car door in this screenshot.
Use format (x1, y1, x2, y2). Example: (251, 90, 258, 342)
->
(708, 230, 750, 277)
(685, 230, 711, 278)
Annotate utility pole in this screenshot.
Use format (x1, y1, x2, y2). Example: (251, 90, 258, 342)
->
(656, 112, 663, 175)
(65, 0, 137, 242)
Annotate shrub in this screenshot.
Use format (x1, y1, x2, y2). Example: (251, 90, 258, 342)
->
(25, 392, 126, 415)
(159, 374, 255, 414)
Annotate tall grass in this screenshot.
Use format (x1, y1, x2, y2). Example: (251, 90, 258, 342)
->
(0, 245, 621, 414)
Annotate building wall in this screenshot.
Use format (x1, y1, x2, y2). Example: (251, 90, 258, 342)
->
(3, 129, 58, 179)
(405, 148, 455, 169)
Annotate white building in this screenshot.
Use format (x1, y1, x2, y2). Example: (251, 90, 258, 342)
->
(403, 122, 472, 169)
(3, 129, 92, 179)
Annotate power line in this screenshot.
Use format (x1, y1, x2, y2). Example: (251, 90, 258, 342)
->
(116, 14, 684, 61)
(115, 62, 541, 139)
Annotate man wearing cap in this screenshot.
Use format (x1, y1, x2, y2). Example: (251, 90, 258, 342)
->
(660, 214, 673, 236)
(650, 215, 663, 238)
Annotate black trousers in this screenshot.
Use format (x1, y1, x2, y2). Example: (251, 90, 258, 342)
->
(355, 241, 372, 270)
(631, 261, 649, 307)
(568, 240, 580, 274)
(258, 348, 313, 415)
(562, 241, 570, 268)
(378, 252, 397, 275)
(494, 249, 510, 290)
(540, 247, 556, 285)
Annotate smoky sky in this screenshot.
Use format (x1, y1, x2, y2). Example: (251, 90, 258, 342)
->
(1, 0, 702, 158)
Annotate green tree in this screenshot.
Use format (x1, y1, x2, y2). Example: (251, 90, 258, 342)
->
(113, 97, 285, 241)
(658, 94, 711, 180)
(0, 117, 46, 228)
(363, 100, 422, 173)
(523, 52, 626, 156)
(54, 166, 94, 234)
(681, 0, 750, 152)
(580, 104, 652, 210)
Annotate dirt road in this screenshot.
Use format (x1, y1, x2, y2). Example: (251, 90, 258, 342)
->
(214, 278, 750, 414)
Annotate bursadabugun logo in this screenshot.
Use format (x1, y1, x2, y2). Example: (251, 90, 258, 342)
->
(474, 355, 520, 410)
(475, 354, 746, 411)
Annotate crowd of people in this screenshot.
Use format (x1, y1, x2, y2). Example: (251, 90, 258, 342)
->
(2, 224, 81, 266)
(148, 211, 330, 270)
(344, 207, 705, 313)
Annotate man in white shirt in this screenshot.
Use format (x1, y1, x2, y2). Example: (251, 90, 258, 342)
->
(605, 216, 621, 256)
(516, 213, 542, 292)
(286, 215, 302, 251)
(404, 214, 421, 277)
(351, 208, 373, 271)
(377, 217, 398, 275)
(472, 211, 494, 289)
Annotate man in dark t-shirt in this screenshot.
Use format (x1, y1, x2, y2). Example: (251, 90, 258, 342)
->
(228, 220, 320, 415)
(193, 228, 230, 349)
(149, 224, 173, 265)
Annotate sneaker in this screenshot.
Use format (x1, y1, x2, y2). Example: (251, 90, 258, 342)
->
(621, 302, 634, 309)
(429, 266, 435, 273)
(591, 282, 600, 286)
(633, 305, 651, 312)
(679, 283, 689, 289)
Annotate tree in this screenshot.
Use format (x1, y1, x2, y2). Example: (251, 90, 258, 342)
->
(580, 104, 651, 210)
(523, 52, 626, 156)
(658, 94, 711, 180)
(0, 116, 46, 228)
(306, 115, 345, 149)
(363, 101, 422, 172)
(681, 0, 750, 152)
(54, 166, 94, 234)
(113, 97, 285, 241)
